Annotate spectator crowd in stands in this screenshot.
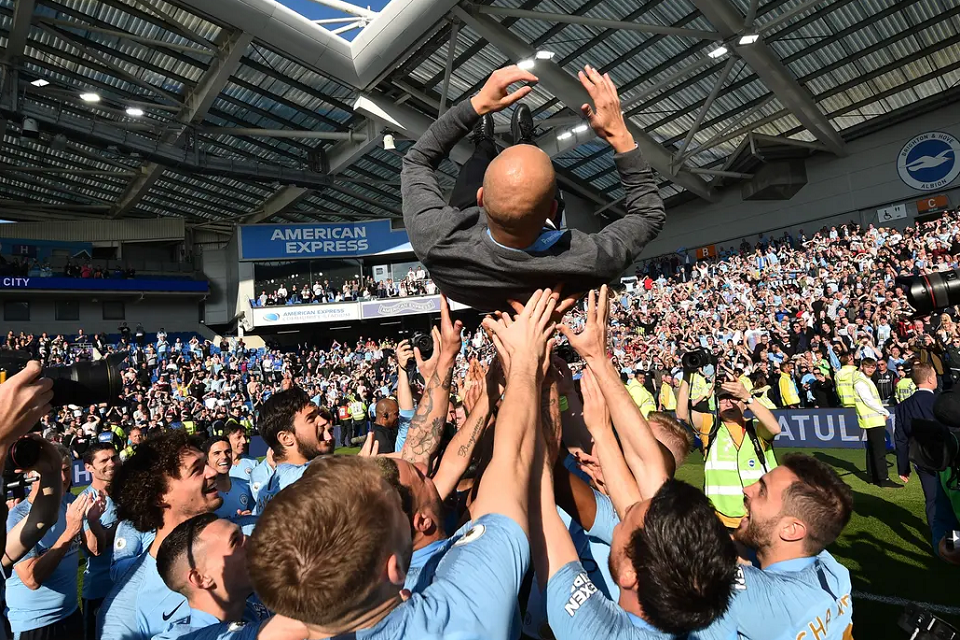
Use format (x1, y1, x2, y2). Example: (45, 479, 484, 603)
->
(0, 254, 137, 279)
(252, 266, 437, 307)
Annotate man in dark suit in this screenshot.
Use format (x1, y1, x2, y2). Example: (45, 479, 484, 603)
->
(894, 362, 940, 538)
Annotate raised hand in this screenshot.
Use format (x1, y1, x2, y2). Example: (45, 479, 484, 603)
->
(471, 65, 539, 116)
(482, 289, 558, 380)
(558, 285, 610, 363)
(415, 327, 442, 383)
(577, 65, 635, 153)
(579, 366, 611, 436)
(0, 363, 54, 455)
(438, 295, 463, 361)
(65, 493, 90, 539)
(358, 432, 380, 457)
(396, 339, 414, 371)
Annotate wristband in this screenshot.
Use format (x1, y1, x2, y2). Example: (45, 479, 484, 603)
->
(559, 395, 569, 412)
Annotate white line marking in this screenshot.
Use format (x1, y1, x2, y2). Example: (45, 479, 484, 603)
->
(854, 591, 960, 616)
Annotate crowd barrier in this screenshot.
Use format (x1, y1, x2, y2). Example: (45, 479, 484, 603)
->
(69, 409, 886, 488)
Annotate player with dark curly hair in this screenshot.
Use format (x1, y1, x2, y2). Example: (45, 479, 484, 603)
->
(96, 430, 223, 640)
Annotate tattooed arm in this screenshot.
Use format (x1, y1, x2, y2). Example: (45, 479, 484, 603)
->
(431, 391, 494, 502)
(400, 295, 462, 467)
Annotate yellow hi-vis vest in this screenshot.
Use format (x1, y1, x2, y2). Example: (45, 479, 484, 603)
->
(895, 378, 917, 403)
(659, 383, 677, 411)
(350, 401, 366, 420)
(779, 373, 800, 406)
(853, 372, 887, 429)
(690, 373, 715, 411)
(704, 423, 778, 527)
(738, 375, 754, 395)
(627, 380, 656, 418)
(835, 366, 859, 408)
(183, 420, 197, 435)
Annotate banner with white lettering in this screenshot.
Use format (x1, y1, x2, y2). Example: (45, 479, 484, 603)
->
(252, 303, 360, 327)
(238, 220, 411, 261)
(765, 408, 870, 449)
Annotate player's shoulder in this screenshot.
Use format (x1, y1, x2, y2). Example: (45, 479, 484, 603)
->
(6, 498, 32, 527)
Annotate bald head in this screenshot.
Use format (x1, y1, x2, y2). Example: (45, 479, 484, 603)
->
(480, 145, 557, 248)
(375, 398, 400, 428)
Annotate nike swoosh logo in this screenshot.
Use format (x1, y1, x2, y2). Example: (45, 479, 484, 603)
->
(162, 602, 184, 621)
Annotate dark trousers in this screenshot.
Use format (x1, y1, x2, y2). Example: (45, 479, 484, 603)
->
(917, 466, 940, 536)
(450, 139, 498, 210)
(83, 598, 103, 640)
(340, 420, 354, 447)
(18, 609, 83, 640)
(864, 427, 889, 485)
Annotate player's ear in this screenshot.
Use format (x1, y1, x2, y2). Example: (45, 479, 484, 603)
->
(476, 187, 484, 208)
(386, 552, 406, 587)
(412, 511, 435, 535)
(277, 430, 296, 450)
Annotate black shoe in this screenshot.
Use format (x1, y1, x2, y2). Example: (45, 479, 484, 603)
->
(878, 480, 902, 489)
(511, 102, 535, 145)
(470, 113, 495, 145)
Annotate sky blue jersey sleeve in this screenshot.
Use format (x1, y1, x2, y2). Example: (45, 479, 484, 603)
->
(586, 490, 619, 545)
(545, 561, 639, 640)
(395, 408, 415, 452)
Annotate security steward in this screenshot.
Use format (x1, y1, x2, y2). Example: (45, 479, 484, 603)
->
(678, 376, 781, 528)
(626, 370, 656, 418)
(853, 358, 896, 488)
(835, 353, 859, 408)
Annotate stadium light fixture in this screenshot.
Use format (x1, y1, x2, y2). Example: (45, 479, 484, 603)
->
(572, 124, 589, 134)
(79, 92, 101, 103)
(707, 45, 728, 59)
(125, 107, 144, 117)
(517, 58, 536, 71)
(383, 133, 396, 150)
(557, 132, 573, 141)
(535, 50, 555, 60)
(30, 79, 50, 87)
(738, 33, 760, 45)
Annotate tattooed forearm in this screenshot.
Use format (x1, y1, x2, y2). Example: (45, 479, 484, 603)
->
(401, 364, 453, 464)
(457, 411, 487, 458)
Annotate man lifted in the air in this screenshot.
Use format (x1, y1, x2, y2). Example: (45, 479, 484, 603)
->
(401, 64, 665, 312)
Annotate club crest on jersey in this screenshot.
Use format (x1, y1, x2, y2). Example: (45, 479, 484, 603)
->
(115, 537, 127, 551)
(454, 524, 486, 547)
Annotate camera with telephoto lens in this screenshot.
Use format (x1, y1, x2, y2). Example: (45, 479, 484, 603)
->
(681, 349, 717, 372)
(553, 342, 580, 364)
(897, 269, 960, 315)
(898, 603, 958, 639)
(0, 350, 128, 407)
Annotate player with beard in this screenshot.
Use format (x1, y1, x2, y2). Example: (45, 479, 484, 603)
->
(537, 289, 740, 639)
(97, 431, 223, 640)
(679, 374, 781, 529)
(727, 454, 855, 639)
(79, 442, 120, 637)
(252, 389, 335, 515)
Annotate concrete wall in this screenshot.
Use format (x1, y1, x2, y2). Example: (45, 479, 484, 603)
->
(639, 102, 960, 258)
(0, 297, 201, 336)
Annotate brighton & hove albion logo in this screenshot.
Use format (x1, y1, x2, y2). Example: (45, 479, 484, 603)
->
(897, 131, 960, 191)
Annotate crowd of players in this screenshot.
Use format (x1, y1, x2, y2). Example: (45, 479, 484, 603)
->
(252, 267, 437, 307)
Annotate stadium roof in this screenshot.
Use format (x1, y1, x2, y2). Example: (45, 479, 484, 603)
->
(1, 0, 959, 233)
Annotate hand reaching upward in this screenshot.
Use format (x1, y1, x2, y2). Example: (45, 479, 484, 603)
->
(471, 66, 538, 116)
(578, 65, 635, 154)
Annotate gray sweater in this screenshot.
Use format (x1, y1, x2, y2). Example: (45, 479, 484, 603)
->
(401, 99, 666, 311)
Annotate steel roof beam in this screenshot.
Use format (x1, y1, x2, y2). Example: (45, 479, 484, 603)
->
(3, 0, 36, 64)
(111, 29, 254, 218)
(689, 0, 846, 157)
(452, 7, 715, 202)
(243, 120, 383, 224)
(473, 5, 720, 40)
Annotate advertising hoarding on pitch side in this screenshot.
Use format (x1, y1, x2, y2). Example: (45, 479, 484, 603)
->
(251, 303, 360, 327)
(0, 277, 208, 292)
(768, 409, 867, 449)
(238, 220, 411, 261)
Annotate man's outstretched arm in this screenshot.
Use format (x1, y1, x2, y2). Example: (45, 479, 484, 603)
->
(576, 65, 665, 278)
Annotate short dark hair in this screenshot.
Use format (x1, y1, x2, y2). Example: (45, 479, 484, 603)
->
(780, 454, 853, 554)
(83, 442, 117, 467)
(257, 388, 312, 457)
(861, 357, 877, 367)
(248, 456, 400, 626)
(110, 430, 205, 532)
(203, 436, 230, 454)
(157, 512, 219, 593)
(224, 422, 246, 437)
(628, 479, 738, 634)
